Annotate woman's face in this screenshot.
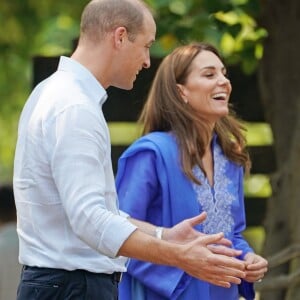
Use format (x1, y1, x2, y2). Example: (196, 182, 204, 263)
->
(178, 50, 232, 124)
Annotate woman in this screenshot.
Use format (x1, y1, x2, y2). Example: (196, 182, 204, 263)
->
(116, 42, 268, 300)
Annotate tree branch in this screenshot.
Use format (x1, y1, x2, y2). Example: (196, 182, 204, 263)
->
(255, 269, 300, 291)
(254, 243, 300, 291)
(267, 243, 300, 268)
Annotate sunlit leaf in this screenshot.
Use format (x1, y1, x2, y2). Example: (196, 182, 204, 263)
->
(169, 0, 188, 15)
(230, 0, 248, 5)
(57, 15, 74, 30)
(220, 32, 236, 55)
(214, 11, 240, 25)
(255, 43, 263, 59)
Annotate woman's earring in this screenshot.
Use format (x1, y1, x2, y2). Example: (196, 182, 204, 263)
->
(184, 99, 188, 104)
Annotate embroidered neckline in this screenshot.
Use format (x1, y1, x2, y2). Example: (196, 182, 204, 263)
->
(192, 142, 234, 237)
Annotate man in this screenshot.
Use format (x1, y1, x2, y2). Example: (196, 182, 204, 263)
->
(0, 185, 20, 300)
(13, 0, 246, 299)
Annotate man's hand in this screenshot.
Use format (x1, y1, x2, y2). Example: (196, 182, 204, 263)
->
(164, 212, 233, 248)
(177, 233, 246, 288)
(125, 214, 245, 287)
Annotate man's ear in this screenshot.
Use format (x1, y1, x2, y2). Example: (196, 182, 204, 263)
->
(176, 84, 189, 104)
(113, 27, 127, 48)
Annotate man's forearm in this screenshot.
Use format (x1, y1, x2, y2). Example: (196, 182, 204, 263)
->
(127, 217, 161, 239)
(118, 228, 247, 288)
(117, 228, 176, 265)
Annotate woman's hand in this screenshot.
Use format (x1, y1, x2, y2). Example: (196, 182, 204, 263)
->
(243, 252, 268, 282)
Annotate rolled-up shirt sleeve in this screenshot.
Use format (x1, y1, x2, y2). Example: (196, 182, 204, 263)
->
(49, 103, 136, 257)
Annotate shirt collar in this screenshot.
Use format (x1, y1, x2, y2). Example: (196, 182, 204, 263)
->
(57, 56, 108, 106)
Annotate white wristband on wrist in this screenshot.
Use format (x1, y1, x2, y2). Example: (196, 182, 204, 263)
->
(155, 226, 163, 240)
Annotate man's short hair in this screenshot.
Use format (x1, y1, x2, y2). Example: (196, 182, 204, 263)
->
(80, 0, 151, 43)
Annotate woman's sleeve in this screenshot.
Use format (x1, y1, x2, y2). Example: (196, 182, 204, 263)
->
(116, 151, 159, 222)
(116, 150, 190, 299)
(232, 167, 254, 258)
(231, 167, 255, 300)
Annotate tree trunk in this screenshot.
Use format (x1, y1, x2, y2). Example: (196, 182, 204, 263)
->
(284, 123, 300, 299)
(258, 1, 300, 299)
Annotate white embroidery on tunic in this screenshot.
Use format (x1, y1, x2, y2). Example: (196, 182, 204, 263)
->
(192, 142, 234, 237)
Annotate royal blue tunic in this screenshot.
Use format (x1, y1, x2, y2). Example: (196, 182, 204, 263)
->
(116, 132, 254, 300)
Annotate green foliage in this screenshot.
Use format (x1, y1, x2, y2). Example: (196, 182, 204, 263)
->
(146, 0, 267, 74)
(0, 0, 268, 182)
(213, 8, 267, 73)
(147, 0, 215, 56)
(0, 0, 86, 182)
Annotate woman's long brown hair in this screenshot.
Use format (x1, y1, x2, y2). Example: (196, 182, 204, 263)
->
(139, 42, 251, 184)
